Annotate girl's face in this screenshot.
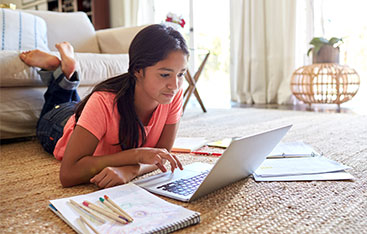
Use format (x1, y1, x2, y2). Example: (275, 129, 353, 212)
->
(135, 50, 188, 105)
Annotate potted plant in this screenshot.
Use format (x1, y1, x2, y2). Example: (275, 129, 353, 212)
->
(307, 37, 343, 64)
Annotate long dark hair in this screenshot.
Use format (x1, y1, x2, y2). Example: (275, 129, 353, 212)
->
(74, 24, 189, 150)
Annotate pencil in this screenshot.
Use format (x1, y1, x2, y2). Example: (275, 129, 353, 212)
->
(191, 151, 222, 156)
(83, 201, 128, 224)
(99, 197, 130, 222)
(103, 195, 134, 222)
(69, 200, 106, 224)
(79, 215, 100, 234)
(69, 201, 104, 225)
(76, 217, 91, 234)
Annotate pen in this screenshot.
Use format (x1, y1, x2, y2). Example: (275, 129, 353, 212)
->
(191, 151, 222, 157)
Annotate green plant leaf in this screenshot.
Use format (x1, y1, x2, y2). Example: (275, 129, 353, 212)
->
(307, 37, 343, 56)
(328, 37, 343, 47)
(313, 44, 323, 55)
(309, 37, 329, 46)
(307, 48, 313, 56)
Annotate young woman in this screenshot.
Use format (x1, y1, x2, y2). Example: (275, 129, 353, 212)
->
(19, 24, 187, 188)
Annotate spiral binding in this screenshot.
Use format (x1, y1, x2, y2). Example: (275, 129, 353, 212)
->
(147, 212, 201, 234)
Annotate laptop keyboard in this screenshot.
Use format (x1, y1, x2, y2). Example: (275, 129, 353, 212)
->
(156, 170, 210, 196)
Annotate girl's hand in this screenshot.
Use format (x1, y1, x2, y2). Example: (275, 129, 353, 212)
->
(135, 147, 183, 173)
(90, 165, 140, 188)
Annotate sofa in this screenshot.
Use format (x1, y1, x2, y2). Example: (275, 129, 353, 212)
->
(0, 9, 146, 139)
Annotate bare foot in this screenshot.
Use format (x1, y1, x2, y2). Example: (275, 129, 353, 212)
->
(55, 42, 77, 79)
(19, 50, 60, 71)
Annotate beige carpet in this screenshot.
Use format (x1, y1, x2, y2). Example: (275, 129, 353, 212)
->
(1, 108, 367, 233)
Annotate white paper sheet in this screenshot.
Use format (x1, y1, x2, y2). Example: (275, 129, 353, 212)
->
(253, 170, 354, 181)
(268, 141, 320, 157)
(254, 156, 350, 177)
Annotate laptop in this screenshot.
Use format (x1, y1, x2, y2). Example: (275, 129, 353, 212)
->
(134, 125, 292, 202)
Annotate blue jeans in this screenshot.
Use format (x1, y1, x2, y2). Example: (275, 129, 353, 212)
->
(36, 67, 80, 154)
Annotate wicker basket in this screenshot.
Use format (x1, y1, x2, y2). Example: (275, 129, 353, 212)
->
(290, 63, 360, 107)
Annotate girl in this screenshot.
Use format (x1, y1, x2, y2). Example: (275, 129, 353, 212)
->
(19, 24, 187, 188)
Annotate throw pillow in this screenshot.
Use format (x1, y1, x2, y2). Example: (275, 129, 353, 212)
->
(0, 8, 49, 51)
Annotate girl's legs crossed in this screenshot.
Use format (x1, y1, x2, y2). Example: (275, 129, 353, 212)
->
(20, 42, 80, 154)
(39, 66, 80, 118)
(20, 42, 79, 118)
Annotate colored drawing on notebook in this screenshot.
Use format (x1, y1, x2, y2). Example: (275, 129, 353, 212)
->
(50, 183, 199, 234)
(89, 185, 194, 233)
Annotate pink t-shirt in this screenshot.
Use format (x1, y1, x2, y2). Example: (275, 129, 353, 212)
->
(53, 88, 183, 160)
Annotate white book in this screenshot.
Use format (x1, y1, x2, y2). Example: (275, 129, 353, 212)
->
(171, 137, 207, 153)
(267, 141, 321, 158)
(49, 183, 200, 234)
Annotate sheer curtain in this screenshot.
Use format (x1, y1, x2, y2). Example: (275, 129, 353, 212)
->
(109, 0, 139, 27)
(230, 0, 297, 104)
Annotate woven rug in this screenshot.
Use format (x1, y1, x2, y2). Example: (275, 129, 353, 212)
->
(1, 108, 367, 233)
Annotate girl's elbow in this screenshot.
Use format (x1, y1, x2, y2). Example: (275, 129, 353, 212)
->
(59, 173, 70, 187)
(59, 171, 76, 188)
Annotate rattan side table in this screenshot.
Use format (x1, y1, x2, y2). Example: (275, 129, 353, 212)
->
(290, 63, 360, 109)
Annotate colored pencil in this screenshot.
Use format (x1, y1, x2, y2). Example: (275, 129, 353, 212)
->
(191, 151, 222, 156)
(69, 200, 106, 224)
(76, 217, 91, 234)
(83, 201, 128, 224)
(99, 197, 130, 222)
(79, 215, 100, 234)
(103, 195, 134, 222)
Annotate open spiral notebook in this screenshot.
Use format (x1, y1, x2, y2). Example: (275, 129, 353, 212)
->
(48, 183, 200, 234)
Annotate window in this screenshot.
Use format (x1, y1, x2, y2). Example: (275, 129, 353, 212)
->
(313, 0, 367, 111)
(153, 0, 230, 109)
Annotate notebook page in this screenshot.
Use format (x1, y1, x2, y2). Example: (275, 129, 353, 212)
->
(50, 183, 199, 233)
(268, 141, 320, 157)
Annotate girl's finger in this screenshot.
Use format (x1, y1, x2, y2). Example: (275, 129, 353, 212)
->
(104, 180, 116, 188)
(90, 176, 96, 183)
(172, 154, 183, 170)
(161, 153, 178, 172)
(97, 174, 111, 188)
(90, 169, 106, 183)
(156, 162, 167, 172)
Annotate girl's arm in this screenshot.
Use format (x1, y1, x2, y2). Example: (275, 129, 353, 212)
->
(88, 122, 182, 188)
(136, 121, 181, 174)
(60, 125, 182, 187)
(155, 121, 180, 151)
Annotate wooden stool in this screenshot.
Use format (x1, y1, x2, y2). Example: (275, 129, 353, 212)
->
(183, 51, 210, 112)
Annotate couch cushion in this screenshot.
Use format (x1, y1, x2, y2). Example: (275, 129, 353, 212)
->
(0, 51, 129, 87)
(0, 50, 44, 87)
(24, 10, 100, 53)
(0, 8, 49, 52)
(0, 86, 93, 139)
(96, 25, 147, 54)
